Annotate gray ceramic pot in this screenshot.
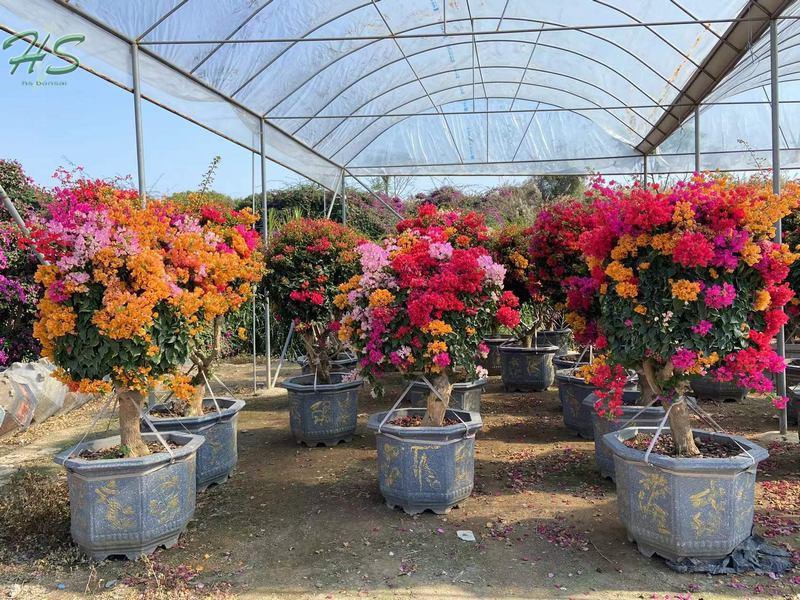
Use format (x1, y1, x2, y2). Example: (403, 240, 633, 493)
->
(54, 431, 203, 561)
(605, 426, 768, 561)
(406, 378, 487, 413)
(499, 344, 558, 392)
(552, 352, 588, 372)
(281, 372, 362, 446)
(144, 397, 245, 492)
(788, 385, 800, 425)
(480, 336, 515, 376)
(588, 396, 665, 480)
(535, 329, 572, 356)
(297, 353, 358, 375)
(689, 374, 747, 402)
(556, 372, 640, 438)
(367, 408, 482, 515)
(786, 360, 800, 389)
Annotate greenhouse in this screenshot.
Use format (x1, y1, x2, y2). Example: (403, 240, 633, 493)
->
(2, 1, 800, 599)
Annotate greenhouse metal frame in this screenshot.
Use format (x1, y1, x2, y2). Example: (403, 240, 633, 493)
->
(1, 0, 797, 429)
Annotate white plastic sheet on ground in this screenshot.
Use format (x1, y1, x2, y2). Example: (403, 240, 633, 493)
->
(1, 0, 798, 182)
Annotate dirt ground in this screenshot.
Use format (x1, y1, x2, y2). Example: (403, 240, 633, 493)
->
(1, 360, 799, 600)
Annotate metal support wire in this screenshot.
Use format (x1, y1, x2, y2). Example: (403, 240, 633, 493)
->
(0, 185, 46, 263)
(260, 119, 273, 389)
(770, 20, 789, 435)
(346, 170, 403, 220)
(131, 43, 147, 205)
(341, 172, 348, 225)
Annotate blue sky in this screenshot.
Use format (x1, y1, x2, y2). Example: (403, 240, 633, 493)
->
(0, 59, 509, 199)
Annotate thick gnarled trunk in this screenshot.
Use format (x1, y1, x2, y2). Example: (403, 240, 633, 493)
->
(301, 326, 332, 384)
(117, 387, 150, 457)
(422, 371, 453, 427)
(186, 316, 224, 416)
(641, 359, 700, 456)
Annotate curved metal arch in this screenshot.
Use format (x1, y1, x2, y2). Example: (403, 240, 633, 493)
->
(231, 1, 378, 98)
(256, 16, 687, 118)
(262, 36, 663, 147)
(306, 64, 654, 151)
(290, 14, 678, 137)
(342, 95, 635, 168)
(330, 85, 636, 165)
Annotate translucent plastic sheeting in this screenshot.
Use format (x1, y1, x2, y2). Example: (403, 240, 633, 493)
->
(3, 0, 799, 180)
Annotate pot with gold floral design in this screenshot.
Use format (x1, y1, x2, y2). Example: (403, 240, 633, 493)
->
(605, 426, 767, 561)
(281, 372, 363, 446)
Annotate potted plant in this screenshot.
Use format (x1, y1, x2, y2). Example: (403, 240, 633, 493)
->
(582, 174, 798, 560)
(490, 224, 559, 391)
(143, 197, 263, 490)
(31, 177, 206, 560)
(265, 218, 365, 446)
(338, 204, 520, 513)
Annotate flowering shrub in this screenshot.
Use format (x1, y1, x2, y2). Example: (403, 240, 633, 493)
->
(164, 194, 263, 413)
(581, 174, 799, 455)
(0, 224, 40, 366)
(30, 178, 249, 456)
(337, 204, 520, 426)
(264, 218, 363, 382)
(528, 199, 599, 342)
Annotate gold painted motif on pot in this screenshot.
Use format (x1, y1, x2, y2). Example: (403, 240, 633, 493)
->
(637, 471, 670, 535)
(96, 480, 136, 530)
(310, 400, 332, 426)
(454, 442, 471, 484)
(690, 481, 726, 538)
(336, 397, 354, 426)
(411, 445, 440, 490)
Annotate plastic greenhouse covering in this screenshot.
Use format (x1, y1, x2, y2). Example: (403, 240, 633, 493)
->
(3, 0, 800, 189)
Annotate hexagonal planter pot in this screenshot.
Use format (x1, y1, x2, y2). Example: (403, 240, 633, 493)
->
(605, 426, 768, 561)
(556, 372, 640, 438)
(786, 360, 800, 389)
(54, 431, 204, 561)
(587, 395, 665, 480)
(552, 352, 588, 372)
(406, 378, 487, 413)
(281, 373, 363, 446)
(144, 397, 245, 492)
(499, 344, 559, 392)
(788, 385, 800, 425)
(535, 329, 571, 356)
(480, 336, 515, 376)
(297, 353, 358, 375)
(689, 374, 747, 402)
(367, 408, 482, 514)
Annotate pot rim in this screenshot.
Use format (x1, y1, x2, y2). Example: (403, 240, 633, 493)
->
(536, 328, 572, 335)
(498, 343, 560, 354)
(603, 426, 768, 472)
(366, 408, 482, 440)
(407, 377, 488, 390)
(55, 431, 204, 474)
(146, 397, 245, 426)
(280, 372, 364, 392)
(296, 353, 357, 366)
(482, 335, 516, 343)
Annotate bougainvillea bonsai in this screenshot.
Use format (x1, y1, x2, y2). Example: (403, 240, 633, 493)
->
(582, 174, 799, 456)
(165, 195, 263, 414)
(31, 178, 223, 457)
(528, 198, 599, 345)
(337, 204, 520, 425)
(265, 218, 364, 382)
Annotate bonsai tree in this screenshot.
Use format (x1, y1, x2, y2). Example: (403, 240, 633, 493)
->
(491, 224, 539, 345)
(265, 218, 363, 382)
(165, 196, 263, 414)
(528, 198, 597, 340)
(31, 178, 211, 457)
(582, 174, 799, 456)
(337, 204, 520, 425)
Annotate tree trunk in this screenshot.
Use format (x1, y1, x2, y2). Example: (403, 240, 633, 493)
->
(666, 398, 700, 457)
(523, 331, 534, 348)
(117, 387, 150, 458)
(302, 329, 331, 384)
(636, 368, 657, 407)
(422, 371, 453, 427)
(184, 381, 206, 417)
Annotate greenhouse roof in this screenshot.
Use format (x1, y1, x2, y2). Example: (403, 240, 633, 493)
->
(3, 0, 800, 190)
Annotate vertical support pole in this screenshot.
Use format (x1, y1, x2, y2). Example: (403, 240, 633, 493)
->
(251, 149, 257, 395)
(694, 106, 701, 174)
(260, 119, 273, 389)
(642, 153, 648, 185)
(341, 171, 347, 225)
(770, 20, 788, 435)
(131, 43, 147, 206)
